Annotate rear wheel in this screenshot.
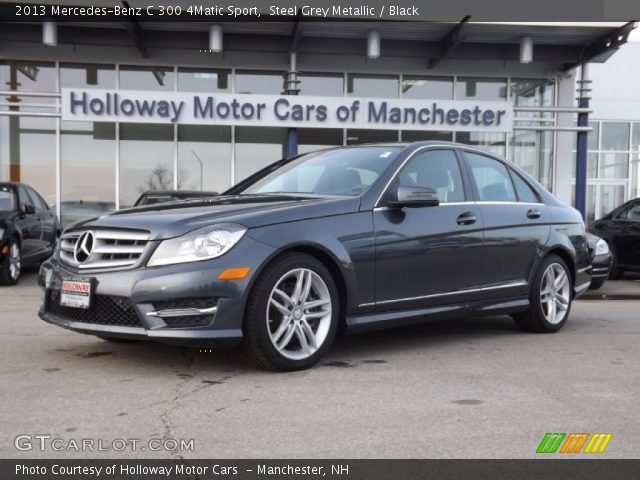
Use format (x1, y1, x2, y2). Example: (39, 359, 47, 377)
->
(242, 253, 339, 371)
(513, 254, 572, 333)
(0, 239, 21, 286)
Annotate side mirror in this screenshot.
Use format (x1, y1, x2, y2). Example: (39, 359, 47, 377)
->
(388, 184, 440, 208)
(21, 204, 36, 215)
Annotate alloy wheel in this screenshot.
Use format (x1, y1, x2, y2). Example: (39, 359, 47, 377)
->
(9, 243, 21, 281)
(539, 263, 570, 325)
(266, 268, 332, 360)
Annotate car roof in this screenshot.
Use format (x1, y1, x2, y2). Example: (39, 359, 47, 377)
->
(141, 190, 218, 195)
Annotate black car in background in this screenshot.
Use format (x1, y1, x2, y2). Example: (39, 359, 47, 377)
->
(0, 182, 59, 285)
(134, 190, 219, 207)
(39, 143, 591, 371)
(589, 198, 640, 279)
(586, 233, 612, 290)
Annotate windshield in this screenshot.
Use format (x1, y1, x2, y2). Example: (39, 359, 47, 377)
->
(238, 146, 402, 197)
(0, 187, 16, 211)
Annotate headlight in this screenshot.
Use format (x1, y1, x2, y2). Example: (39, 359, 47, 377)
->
(148, 223, 247, 267)
(595, 238, 610, 256)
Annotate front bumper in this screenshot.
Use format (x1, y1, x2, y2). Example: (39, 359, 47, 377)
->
(591, 253, 613, 279)
(38, 235, 275, 348)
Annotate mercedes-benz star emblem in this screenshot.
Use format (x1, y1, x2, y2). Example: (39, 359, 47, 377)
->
(74, 231, 95, 264)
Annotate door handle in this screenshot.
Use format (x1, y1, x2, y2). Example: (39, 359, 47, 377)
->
(526, 208, 542, 219)
(457, 211, 477, 225)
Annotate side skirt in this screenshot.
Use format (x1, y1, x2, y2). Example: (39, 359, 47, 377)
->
(345, 297, 530, 334)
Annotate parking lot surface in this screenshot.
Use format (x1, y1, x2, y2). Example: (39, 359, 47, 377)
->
(1, 270, 639, 459)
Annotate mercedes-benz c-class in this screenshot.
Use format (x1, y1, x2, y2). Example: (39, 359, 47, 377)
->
(39, 142, 591, 370)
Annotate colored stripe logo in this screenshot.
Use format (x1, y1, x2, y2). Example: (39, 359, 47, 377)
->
(537, 433, 612, 454)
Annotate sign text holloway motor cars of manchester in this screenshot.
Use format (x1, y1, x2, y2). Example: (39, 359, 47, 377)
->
(61, 88, 513, 132)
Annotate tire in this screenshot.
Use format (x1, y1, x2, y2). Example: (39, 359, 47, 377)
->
(242, 253, 340, 371)
(513, 254, 573, 333)
(0, 238, 22, 286)
(589, 278, 606, 290)
(608, 247, 624, 280)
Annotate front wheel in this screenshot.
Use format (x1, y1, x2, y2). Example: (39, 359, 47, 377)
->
(0, 239, 22, 286)
(513, 255, 573, 333)
(242, 253, 339, 371)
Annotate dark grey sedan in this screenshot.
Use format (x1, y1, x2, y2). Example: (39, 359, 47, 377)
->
(38, 142, 592, 370)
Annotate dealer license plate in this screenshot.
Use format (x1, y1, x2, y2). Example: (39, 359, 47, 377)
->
(60, 279, 93, 309)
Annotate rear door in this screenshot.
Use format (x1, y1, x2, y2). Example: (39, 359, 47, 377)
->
(611, 200, 640, 269)
(373, 148, 485, 310)
(461, 150, 550, 298)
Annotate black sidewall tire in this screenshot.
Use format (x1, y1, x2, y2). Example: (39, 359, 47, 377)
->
(515, 254, 572, 333)
(243, 253, 340, 371)
(608, 247, 624, 280)
(0, 239, 20, 286)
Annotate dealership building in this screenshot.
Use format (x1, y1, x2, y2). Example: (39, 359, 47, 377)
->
(0, 15, 637, 225)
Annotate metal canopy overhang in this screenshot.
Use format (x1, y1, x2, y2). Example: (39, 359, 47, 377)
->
(0, 18, 636, 66)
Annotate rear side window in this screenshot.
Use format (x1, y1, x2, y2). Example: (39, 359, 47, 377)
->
(465, 152, 517, 202)
(397, 149, 465, 203)
(510, 171, 540, 203)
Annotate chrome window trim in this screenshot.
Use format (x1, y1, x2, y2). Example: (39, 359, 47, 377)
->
(374, 144, 546, 209)
(359, 280, 528, 307)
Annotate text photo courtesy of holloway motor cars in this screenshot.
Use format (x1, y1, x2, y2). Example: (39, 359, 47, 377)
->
(1, 0, 640, 478)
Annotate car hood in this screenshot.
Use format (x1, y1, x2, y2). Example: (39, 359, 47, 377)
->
(68, 194, 361, 240)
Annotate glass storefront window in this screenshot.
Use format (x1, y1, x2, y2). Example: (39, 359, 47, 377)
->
(588, 121, 600, 151)
(601, 122, 629, 151)
(120, 65, 175, 91)
(456, 132, 506, 157)
(235, 70, 283, 94)
(0, 61, 56, 110)
(346, 129, 397, 145)
(347, 74, 399, 98)
(60, 121, 116, 228)
(177, 68, 230, 92)
(599, 184, 625, 218)
(510, 130, 553, 188)
(600, 152, 629, 179)
(297, 128, 343, 154)
(401, 131, 453, 142)
(510, 78, 555, 119)
(119, 124, 174, 208)
(60, 63, 115, 89)
(298, 73, 343, 96)
(401, 76, 453, 100)
(234, 127, 287, 182)
(632, 123, 640, 152)
(177, 125, 232, 193)
(456, 77, 507, 101)
(1, 116, 56, 204)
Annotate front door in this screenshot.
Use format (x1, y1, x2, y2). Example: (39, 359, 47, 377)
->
(374, 148, 485, 311)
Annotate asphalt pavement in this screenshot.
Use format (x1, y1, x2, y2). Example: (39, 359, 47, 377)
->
(1, 269, 639, 459)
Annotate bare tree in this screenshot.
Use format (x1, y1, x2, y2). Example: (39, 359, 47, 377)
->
(139, 163, 189, 192)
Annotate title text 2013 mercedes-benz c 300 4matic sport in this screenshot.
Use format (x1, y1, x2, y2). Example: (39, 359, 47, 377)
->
(38, 142, 592, 370)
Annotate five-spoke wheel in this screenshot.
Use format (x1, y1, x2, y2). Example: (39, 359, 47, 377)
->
(242, 253, 339, 371)
(514, 254, 573, 333)
(1, 239, 21, 286)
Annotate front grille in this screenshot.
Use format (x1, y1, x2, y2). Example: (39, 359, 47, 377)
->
(46, 291, 143, 327)
(60, 228, 150, 270)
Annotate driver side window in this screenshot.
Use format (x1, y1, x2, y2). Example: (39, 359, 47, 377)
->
(621, 202, 640, 221)
(397, 149, 465, 203)
(17, 186, 32, 209)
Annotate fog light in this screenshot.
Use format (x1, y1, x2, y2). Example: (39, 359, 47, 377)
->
(218, 266, 250, 280)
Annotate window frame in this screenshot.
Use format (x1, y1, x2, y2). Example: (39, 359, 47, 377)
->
(507, 168, 543, 204)
(378, 147, 469, 207)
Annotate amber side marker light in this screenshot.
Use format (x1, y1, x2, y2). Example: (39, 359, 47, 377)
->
(1, 245, 8, 255)
(218, 266, 251, 280)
